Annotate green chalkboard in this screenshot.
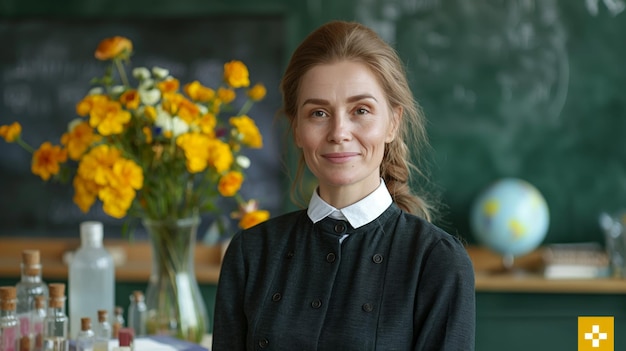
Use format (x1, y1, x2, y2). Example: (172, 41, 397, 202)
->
(0, 16, 287, 237)
(2, 0, 625, 248)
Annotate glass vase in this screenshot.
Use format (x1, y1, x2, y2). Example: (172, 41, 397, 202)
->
(142, 216, 208, 343)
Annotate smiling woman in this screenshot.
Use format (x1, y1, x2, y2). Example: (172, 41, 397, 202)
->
(212, 20, 476, 351)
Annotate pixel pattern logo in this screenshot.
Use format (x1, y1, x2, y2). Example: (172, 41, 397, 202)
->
(578, 316, 614, 351)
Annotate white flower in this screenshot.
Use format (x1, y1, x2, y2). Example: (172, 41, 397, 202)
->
(111, 85, 125, 95)
(139, 78, 155, 90)
(236, 155, 251, 169)
(152, 67, 170, 79)
(88, 87, 104, 95)
(154, 108, 189, 137)
(132, 67, 151, 80)
(139, 88, 161, 106)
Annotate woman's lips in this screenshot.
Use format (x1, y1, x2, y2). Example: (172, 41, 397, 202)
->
(323, 152, 359, 163)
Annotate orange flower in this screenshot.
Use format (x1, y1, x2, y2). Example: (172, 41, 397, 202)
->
(61, 121, 101, 161)
(223, 60, 250, 88)
(247, 83, 266, 102)
(0, 122, 22, 142)
(239, 210, 270, 229)
(94, 36, 133, 61)
(31, 142, 68, 181)
(120, 90, 140, 110)
(218, 171, 244, 197)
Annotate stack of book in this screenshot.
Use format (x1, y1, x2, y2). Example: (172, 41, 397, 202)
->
(542, 243, 610, 279)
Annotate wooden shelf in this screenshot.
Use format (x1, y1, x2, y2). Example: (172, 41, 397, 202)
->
(2, 238, 626, 294)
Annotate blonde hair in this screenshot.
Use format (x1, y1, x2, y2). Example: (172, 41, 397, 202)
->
(280, 20, 436, 220)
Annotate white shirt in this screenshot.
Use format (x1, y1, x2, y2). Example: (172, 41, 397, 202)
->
(307, 179, 393, 230)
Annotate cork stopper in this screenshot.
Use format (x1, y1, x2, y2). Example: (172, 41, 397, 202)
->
(81, 317, 91, 331)
(34, 295, 46, 309)
(98, 309, 108, 323)
(115, 306, 123, 316)
(22, 250, 42, 276)
(19, 335, 30, 351)
(48, 283, 65, 308)
(131, 290, 144, 302)
(0, 286, 17, 311)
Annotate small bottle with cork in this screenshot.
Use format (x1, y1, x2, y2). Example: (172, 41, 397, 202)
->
(0, 286, 20, 351)
(42, 283, 68, 351)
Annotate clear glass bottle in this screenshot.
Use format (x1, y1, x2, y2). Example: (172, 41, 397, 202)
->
(126, 292, 146, 337)
(75, 318, 94, 351)
(93, 310, 110, 351)
(31, 296, 46, 351)
(0, 286, 20, 351)
(69, 222, 115, 340)
(111, 308, 124, 340)
(16, 249, 48, 349)
(42, 284, 68, 351)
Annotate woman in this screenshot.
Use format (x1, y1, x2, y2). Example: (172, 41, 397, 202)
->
(213, 20, 475, 350)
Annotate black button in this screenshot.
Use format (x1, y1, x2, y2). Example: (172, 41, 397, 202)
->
(334, 223, 346, 233)
(286, 251, 295, 259)
(372, 254, 383, 264)
(311, 299, 322, 309)
(326, 253, 336, 263)
(362, 303, 373, 312)
(258, 338, 269, 348)
(272, 293, 282, 302)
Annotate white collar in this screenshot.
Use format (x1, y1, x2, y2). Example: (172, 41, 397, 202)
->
(307, 179, 393, 229)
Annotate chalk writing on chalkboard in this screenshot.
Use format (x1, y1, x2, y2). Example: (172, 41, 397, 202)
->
(0, 17, 286, 238)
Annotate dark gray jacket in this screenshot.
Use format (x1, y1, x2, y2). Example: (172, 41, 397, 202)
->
(213, 204, 475, 350)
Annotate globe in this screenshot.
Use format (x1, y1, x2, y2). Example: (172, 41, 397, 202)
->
(470, 178, 550, 266)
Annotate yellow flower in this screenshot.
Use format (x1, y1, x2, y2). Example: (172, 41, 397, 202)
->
(196, 113, 217, 136)
(223, 60, 250, 88)
(247, 83, 266, 102)
(0, 122, 22, 142)
(144, 106, 157, 121)
(94, 36, 133, 61)
(77, 145, 121, 186)
(176, 133, 211, 173)
(217, 88, 236, 104)
(89, 100, 132, 135)
(73, 175, 99, 213)
(239, 210, 270, 229)
(31, 142, 68, 181)
(142, 126, 153, 143)
(110, 158, 143, 190)
(61, 121, 101, 160)
(157, 78, 180, 94)
(218, 171, 243, 197)
(184, 81, 215, 102)
(76, 94, 108, 117)
(99, 185, 135, 218)
(120, 90, 140, 110)
(208, 139, 234, 173)
(230, 115, 263, 148)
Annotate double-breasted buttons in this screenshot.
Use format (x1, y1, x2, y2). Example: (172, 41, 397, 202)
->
(362, 303, 373, 312)
(326, 252, 336, 263)
(272, 293, 282, 302)
(311, 299, 322, 309)
(286, 251, 295, 259)
(372, 253, 384, 264)
(258, 338, 269, 348)
(333, 222, 346, 234)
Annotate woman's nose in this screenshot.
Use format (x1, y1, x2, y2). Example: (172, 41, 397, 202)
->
(327, 114, 351, 143)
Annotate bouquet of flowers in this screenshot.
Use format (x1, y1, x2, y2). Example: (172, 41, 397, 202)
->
(0, 36, 270, 229)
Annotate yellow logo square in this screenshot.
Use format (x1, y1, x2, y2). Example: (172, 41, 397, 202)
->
(578, 316, 614, 351)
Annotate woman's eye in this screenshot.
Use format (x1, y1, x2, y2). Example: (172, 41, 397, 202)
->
(312, 110, 327, 117)
(355, 108, 370, 115)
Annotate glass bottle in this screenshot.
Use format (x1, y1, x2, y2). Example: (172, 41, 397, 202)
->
(75, 318, 94, 351)
(126, 292, 146, 337)
(16, 249, 48, 349)
(42, 284, 68, 351)
(111, 308, 123, 340)
(0, 286, 20, 351)
(93, 310, 110, 351)
(69, 222, 115, 340)
(31, 296, 46, 351)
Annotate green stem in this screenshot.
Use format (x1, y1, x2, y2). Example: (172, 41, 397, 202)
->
(236, 99, 254, 116)
(16, 138, 35, 153)
(114, 58, 130, 87)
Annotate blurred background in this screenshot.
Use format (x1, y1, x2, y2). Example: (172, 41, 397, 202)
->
(1, 0, 625, 349)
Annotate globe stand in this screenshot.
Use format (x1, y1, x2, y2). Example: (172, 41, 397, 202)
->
(502, 254, 515, 270)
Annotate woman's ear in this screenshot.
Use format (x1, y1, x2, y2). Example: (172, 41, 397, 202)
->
(386, 106, 402, 143)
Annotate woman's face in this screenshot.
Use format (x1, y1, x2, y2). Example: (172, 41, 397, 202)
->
(294, 60, 399, 202)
